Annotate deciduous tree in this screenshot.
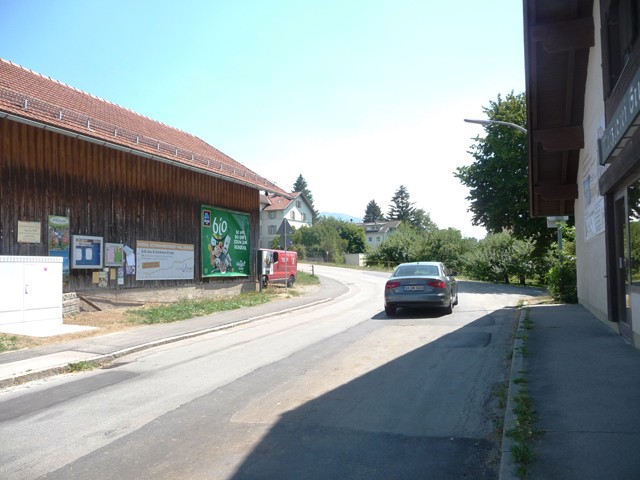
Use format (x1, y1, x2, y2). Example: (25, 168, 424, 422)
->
(454, 92, 554, 252)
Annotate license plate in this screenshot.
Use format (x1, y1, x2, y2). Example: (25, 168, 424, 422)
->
(404, 285, 424, 291)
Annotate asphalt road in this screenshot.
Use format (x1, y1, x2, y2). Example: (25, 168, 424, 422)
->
(0, 266, 544, 479)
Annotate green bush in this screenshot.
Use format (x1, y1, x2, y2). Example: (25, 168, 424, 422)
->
(546, 255, 577, 303)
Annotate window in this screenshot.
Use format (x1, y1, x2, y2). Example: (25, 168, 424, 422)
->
(628, 180, 640, 284)
(296, 200, 301, 208)
(604, 0, 640, 92)
(290, 211, 296, 220)
(302, 213, 307, 222)
(268, 211, 276, 219)
(268, 225, 276, 235)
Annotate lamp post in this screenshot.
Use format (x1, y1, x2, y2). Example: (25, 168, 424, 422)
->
(463, 118, 528, 133)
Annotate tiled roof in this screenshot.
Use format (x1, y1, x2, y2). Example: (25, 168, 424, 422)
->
(0, 58, 288, 196)
(263, 193, 296, 211)
(358, 220, 401, 233)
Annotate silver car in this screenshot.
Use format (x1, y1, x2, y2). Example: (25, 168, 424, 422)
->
(384, 261, 458, 315)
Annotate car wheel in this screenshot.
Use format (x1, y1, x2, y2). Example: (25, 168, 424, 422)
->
(444, 300, 453, 314)
(262, 275, 269, 289)
(287, 275, 295, 287)
(453, 291, 459, 306)
(385, 305, 396, 316)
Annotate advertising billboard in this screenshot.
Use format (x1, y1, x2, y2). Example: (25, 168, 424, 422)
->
(200, 205, 250, 277)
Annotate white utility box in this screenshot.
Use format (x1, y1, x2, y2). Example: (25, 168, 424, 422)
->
(0, 256, 63, 328)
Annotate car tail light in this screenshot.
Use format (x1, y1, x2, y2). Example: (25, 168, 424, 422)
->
(385, 280, 401, 289)
(427, 279, 446, 289)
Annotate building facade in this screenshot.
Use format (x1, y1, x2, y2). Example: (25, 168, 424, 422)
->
(259, 192, 313, 248)
(0, 59, 288, 292)
(358, 221, 401, 249)
(525, 0, 640, 346)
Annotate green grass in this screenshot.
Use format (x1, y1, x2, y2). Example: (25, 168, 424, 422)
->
(129, 272, 320, 325)
(507, 308, 544, 479)
(508, 382, 543, 478)
(295, 271, 321, 286)
(0, 335, 18, 353)
(67, 361, 98, 372)
(129, 291, 275, 324)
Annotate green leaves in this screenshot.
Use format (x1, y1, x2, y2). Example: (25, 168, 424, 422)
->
(455, 92, 554, 254)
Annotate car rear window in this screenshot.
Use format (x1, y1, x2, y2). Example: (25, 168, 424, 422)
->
(395, 265, 439, 277)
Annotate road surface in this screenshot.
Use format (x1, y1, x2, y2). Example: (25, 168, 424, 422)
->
(0, 265, 543, 479)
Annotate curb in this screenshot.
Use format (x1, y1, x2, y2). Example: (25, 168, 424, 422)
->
(0, 297, 333, 390)
(499, 305, 528, 480)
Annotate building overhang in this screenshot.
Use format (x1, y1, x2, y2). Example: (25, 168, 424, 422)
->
(524, 0, 595, 217)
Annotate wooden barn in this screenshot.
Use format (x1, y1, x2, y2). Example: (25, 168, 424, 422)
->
(0, 58, 289, 293)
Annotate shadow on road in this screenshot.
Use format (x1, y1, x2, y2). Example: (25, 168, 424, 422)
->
(229, 305, 521, 480)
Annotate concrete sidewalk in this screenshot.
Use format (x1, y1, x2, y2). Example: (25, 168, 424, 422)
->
(501, 303, 640, 479)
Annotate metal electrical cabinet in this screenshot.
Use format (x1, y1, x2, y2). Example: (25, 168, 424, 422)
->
(0, 256, 63, 327)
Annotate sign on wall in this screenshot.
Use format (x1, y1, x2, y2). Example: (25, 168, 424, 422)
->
(48, 215, 70, 273)
(17, 221, 41, 243)
(105, 243, 124, 267)
(72, 235, 103, 269)
(200, 205, 250, 277)
(582, 152, 606, 240)
(135, 240, 194, 281)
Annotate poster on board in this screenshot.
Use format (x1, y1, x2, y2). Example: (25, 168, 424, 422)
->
(49, 215, 70, 273)
(105, 243, 124, 267)
(72, 235, 103, 269)
(135, 240, 194, 281)
(200, 205, 250, 277)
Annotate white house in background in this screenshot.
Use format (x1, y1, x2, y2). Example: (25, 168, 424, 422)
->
(259, 192, 313, 248)
(358, 220, 401, 249)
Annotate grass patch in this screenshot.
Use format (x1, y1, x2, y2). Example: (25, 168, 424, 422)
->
(295, 271, 321, 286)
(129, 291, 276, 325)
(494, 381, 509, 409)
(67, 360, 97, 372)
(507, 307, 544, 479)
(130, 275, 319, 324)
(507, 383, 543, 478)
(0, 335, 18, 353)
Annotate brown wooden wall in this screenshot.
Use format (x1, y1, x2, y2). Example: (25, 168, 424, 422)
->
(0, 118, 261, 291)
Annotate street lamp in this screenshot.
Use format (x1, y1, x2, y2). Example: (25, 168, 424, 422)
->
(464, 118, 528, 134)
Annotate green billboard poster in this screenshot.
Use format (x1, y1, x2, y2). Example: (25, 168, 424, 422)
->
(200, 205, 250, 277)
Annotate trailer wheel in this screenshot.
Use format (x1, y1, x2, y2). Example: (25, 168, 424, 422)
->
(261, 275, 269, 289)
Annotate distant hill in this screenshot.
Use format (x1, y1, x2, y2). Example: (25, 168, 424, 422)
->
(319, 212, 363, 223)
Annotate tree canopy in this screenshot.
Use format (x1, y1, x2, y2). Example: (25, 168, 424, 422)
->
(387, 185, 436, 230)
(387, 185, 415, 222)
(363, 200, 385, 223)
(454, 92, 554, 252)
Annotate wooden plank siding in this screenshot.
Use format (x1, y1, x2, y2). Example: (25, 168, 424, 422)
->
(0, 118, 260, 291)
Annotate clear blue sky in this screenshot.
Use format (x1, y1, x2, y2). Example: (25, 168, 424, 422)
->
(1, 0, 525, 239)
